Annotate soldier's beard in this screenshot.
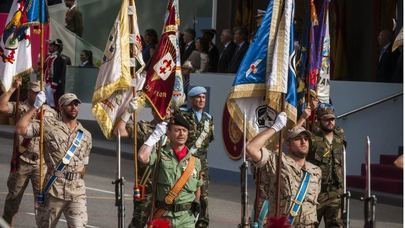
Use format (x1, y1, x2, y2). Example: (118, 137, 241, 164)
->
(320, 123, 334, 133)
(290, 150, 307, 159)
(63, 112, 77, 120)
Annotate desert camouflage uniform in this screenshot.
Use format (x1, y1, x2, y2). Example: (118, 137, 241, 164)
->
(255, 148, 322, 227)
(26, 115, 92, 228)
(127, 120, 157, 228)
(149, 144, 202, 227)
(181, 107, 214, 227)
(2, 101, 57, 225)
(308, 127, 345, 228)
(251, 163, 271, 225)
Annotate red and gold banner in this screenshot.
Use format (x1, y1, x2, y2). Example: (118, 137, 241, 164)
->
(143, 0, 180, 120)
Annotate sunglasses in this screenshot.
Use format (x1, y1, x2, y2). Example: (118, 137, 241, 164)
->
(321, 117, 336, 122)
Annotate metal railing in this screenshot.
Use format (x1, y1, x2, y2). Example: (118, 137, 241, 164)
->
(337, 92, 403, 119)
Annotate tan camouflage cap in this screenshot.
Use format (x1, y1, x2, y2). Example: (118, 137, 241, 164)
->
(58, 93, 82, 106)
(285, 127, 311, 141)
(29, 81, 41, 92)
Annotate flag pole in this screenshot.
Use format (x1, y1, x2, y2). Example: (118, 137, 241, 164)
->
(128, 0, 141, 203)
(306, 0, 318, 130)
(37, 0, 45, 205)
(275, 94, 285, 217)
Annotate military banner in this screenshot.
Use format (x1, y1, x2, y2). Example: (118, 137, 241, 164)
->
(308, 0, 330, 102)
(92, 0, 145, 139)
(317, 8, 330, 103)
(142, 0, 182, 120)
(226, 0, 297, 145)
(0, 0, 48, 92)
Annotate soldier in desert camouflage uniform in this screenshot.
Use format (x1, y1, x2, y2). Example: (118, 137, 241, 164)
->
(16, 93, 92, 228)
(181, 86, 214, 227)
(0, 79, 57, 226)
(247, 112, 322, 227)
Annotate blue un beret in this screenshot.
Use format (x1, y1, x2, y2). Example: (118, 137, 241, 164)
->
(187, 86, 207, 97)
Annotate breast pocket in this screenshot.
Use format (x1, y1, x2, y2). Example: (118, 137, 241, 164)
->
(184, 172, 198, 193)
(157, 159, 175, 186)
(314, 149, 331, 164)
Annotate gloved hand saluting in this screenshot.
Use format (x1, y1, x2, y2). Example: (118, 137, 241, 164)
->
(121, 97, 140, 123)
(34, 91, 46, 109)
(271, 112, 287, 132)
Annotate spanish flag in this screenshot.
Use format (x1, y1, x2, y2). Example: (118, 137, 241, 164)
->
(92, 0, 145, 139)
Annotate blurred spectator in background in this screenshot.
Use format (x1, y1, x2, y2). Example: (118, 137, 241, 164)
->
(228, 27, 249, 73)
(183, 37, 210, 73)
(202, 29, 219, 72)
(55, 39, 72, 66)
(65, 0, 83, 37)
(181, 28, 196, 64)
(217, 29, 236, 73)
(44, 39, 67, 108)
(376, 29, 401, 83)
(79, 50, 94, 67)
(142, 28, 158, 67)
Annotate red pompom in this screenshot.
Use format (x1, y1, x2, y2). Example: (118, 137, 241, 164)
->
(147, 218, 171, 228)
(267, 216, 291, 228)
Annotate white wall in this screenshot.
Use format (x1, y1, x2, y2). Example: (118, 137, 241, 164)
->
(78, 73, 403, 176)
(189, 73, 403, 175)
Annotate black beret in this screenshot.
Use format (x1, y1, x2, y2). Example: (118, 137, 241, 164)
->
(169, 113, 190, 130)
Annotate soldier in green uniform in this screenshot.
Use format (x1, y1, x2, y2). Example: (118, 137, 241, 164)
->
(181, 86, 214, 228)
(115, 103, 168, 228)
(0, 79, 57, 226)
(138, 113, 203, 227)
(299, 103, 345, 227)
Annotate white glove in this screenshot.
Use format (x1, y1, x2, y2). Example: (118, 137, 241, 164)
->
(33, 91, 46, 109)
(144, 121, 168, 146)
(271, 112, 287, 132)
(120, 97, 140, 123)
(128, 97, 139, 113)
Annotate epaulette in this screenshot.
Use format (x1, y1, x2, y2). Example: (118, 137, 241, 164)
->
(305, 161, 322, 175)
(180, 107, 189, 112)
(334, 126, 345, 139)
(204, 112, 212, 120)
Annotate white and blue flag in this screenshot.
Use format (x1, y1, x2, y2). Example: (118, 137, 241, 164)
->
(226, 0, 297, 142)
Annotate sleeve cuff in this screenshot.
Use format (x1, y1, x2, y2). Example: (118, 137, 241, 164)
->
(254, 148, 270, 168)
(7, 102, 15, 114)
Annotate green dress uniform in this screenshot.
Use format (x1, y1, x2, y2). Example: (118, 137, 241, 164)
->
(149, 144, 203, 228)
(181, 107, 214, 226)
(2, 102, 57, 225)
(308, 127, 345, 228)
